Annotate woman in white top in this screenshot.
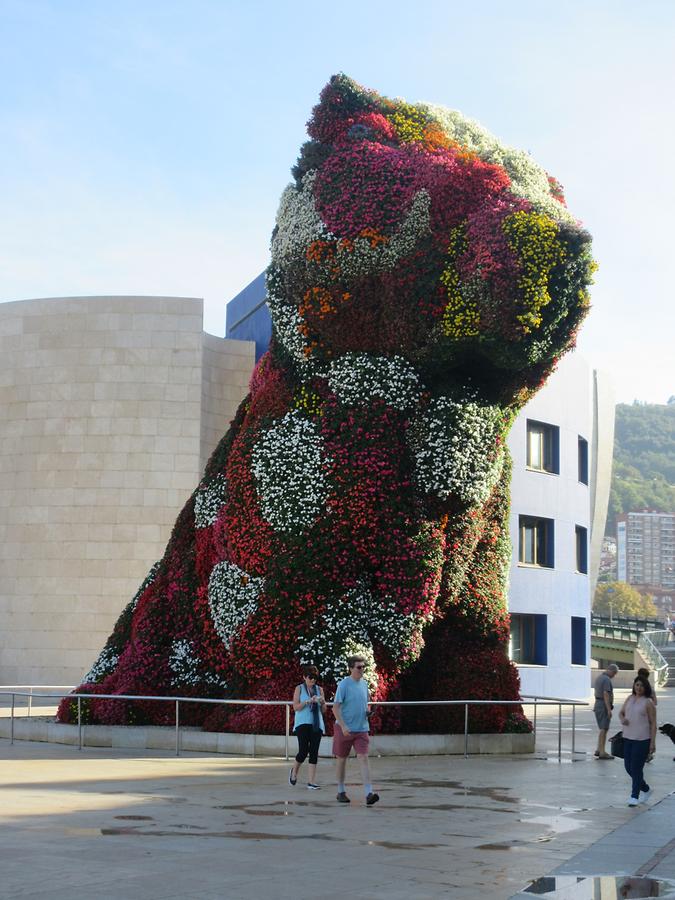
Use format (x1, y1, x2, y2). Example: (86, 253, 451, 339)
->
(618, 677, 656, 807)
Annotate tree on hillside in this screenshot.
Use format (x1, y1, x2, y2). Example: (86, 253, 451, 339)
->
(607, 402, 675, 531)
(593, 581, 658, 619)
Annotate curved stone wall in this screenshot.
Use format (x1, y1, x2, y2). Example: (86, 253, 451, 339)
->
(0, 296, 254, 684)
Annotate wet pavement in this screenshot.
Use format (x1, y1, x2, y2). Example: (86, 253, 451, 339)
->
(0, 687, 674, 899)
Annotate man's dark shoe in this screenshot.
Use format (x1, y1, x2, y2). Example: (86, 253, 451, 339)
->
(366, 792, 380, 806)
(336, 792, 350, 803)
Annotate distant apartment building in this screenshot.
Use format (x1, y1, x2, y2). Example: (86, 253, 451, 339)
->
(617, 511, 675, 612)
(598, 536, 617, 582)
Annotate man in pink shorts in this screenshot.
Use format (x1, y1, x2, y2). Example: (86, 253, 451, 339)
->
(332, 655, 379, 806)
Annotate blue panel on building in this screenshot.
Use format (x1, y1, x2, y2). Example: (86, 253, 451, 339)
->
(225, 272, 272, 361)
(571, 616, 586, 665)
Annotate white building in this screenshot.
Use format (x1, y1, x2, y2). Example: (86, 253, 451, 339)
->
(507, 354, 614, 700)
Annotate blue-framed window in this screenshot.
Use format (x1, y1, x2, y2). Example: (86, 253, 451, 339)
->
(510, 613, 548, 665)
(571, 616, 586, 665)
(578, 436, 589, 485)
(519, 516, 555, 568)
(526, 420, 560, 474)
(575, 525, 588, 574)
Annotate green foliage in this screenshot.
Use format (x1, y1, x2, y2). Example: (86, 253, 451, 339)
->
(608, 402, 675, 530)
(593, 581, 658, 618)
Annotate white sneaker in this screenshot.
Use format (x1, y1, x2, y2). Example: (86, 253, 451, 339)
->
(628, 797, 639, 807)
(639, 789, 652, 802)
(307, 783, 321, 790)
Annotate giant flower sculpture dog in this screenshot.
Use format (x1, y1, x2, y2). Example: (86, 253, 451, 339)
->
(59, 75, 594, 735)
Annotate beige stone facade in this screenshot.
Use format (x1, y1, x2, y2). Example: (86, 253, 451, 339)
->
(0, 296, 255, 685)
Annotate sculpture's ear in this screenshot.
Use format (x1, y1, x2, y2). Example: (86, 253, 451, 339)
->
(307, 73, 380, 142)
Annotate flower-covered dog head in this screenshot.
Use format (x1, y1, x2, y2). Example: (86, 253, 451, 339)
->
(268, 74, 594, 407)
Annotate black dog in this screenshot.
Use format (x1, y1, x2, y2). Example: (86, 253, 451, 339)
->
(659, 723, 675, 759)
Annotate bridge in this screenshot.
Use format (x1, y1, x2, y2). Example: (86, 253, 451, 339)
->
(590, 615, 675, 684)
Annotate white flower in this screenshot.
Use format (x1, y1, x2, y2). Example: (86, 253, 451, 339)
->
(83, 646, 118, 684)
(251, 410, 331, 535)
(408, 396, 505, 505)
(271, 171, 333, 265)
(423, 103, 575, 225)
(208, 561, 264, 650)
(266, 267, 326, 376)
(194, 474, 227, 529)
(168, 638, 228, 689)
(328, 353, 421, 411)
(297, 584, 431, 688)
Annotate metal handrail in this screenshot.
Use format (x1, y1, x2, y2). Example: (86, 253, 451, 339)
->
(638, 631, 671, 686)
(0, 685, 75, 718)
(1, 688, 587, 763)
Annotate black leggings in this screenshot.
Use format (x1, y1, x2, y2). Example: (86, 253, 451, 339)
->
(295, 725, 322, 765)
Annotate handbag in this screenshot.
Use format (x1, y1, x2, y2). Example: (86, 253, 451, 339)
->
(610, 731, 624, 759)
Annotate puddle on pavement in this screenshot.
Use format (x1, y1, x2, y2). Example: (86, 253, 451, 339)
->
(114, 815, 154, 821)
(238, 808, 290, 817)
(101, 828, 340, 842)
(98, 825, 442, 849)
(386, 779, 516, 804)
(518, 814, 587, 835)
(478, 836, 552, 851)
(366, 840, 443, 850)
(522, 875, 675, 897)
(214, 799, 509, 815)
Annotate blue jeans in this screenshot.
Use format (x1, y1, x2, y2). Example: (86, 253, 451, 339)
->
(623, 738, 650, 799)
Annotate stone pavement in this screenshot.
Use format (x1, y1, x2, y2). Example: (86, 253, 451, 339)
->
(0, 688, 674, 900)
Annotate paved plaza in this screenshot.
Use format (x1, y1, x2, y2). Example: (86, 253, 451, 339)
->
(1, 688, 674, 899)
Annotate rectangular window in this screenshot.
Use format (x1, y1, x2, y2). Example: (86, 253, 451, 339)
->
(519, 516, 555, 568)
(526, 420, 559, 474)
(571, 616, 586, 665)
(510, 613, 548, 665)
(578, 436, 589, 485)
(576, 525, 588, 574)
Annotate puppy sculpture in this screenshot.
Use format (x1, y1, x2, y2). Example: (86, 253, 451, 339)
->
(59, 75, 594, 735)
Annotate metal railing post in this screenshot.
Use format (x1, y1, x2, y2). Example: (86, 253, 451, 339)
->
(77, 696, 82, 751)
(533, 697, 537, 738)
(28, 687, 33, 718)
(557, 703, 562, 763)
(572, 705, 576, 755)
(10, 693, 15, 745)
(464, 703, 469, 758)
(175, 700, 180, 757)
(285, 704, 290, 762)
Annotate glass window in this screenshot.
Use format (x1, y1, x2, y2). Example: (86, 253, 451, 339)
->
(578, 436, 589, 485)
(519, 516, 555, 568)
(571, 616, 586, 665)
(576, 525, 588, 574)
(510, 613, 548, 664)
(526, 420, 559, 474)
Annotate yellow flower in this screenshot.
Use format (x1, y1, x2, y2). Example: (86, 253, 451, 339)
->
(440, 225, 480, 339)
(502, 210, 566, 334)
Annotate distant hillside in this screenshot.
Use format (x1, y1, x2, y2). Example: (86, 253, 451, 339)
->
(607, 400, 675, 532)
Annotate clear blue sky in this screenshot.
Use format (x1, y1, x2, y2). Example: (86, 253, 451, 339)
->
(1, 0, 673, 403)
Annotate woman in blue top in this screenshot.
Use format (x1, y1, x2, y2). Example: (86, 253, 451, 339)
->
(289, 665, 326, 790)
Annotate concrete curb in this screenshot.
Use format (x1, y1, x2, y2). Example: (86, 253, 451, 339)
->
(0, 717, 535, 756)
